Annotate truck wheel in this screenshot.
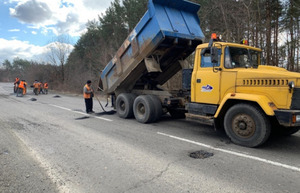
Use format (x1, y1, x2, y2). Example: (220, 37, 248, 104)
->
(116, 93, 135, 118)
(133, 95, 155, 123)
(148, 95, 162, 122)
(224, 104, 271, 147)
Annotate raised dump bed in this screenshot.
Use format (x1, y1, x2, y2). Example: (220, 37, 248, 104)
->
(99, 0, 205, 95)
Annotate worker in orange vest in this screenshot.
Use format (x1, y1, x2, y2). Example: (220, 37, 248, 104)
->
(83, 80, 94, 113)
(33, 80, 39, 95)
(44, 82, 49, 94)
(17, 80, 25, 96)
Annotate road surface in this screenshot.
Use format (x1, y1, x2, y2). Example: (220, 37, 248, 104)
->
(0, 82, 300, 193)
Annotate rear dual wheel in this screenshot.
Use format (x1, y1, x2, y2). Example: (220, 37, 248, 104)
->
(148, 95, 162, 122)
(116, 93, 136, 118)
(133, 95, 162, 123)
(116, 94, 162, 123)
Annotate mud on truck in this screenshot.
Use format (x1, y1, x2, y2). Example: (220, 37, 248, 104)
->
(98, 0, 300, 147)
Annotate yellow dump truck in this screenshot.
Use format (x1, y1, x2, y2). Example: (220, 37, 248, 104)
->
(186, 39, 300, 147)
(99, 0, 300, 147)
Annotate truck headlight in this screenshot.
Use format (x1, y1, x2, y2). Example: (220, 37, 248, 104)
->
(288, 81, 295, 89)
(296, 115, 300, 122)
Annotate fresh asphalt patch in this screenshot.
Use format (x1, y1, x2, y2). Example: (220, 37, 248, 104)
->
(53, 95, 61, 98)
(189, 150, 214, 159)
(75, 116, 90, 120)
(94, 110, 116, 116)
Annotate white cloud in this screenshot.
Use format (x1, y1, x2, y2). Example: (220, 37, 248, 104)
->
(0, 38, 41, 61)
(2, 0, 112, 63)
(9, 0, 112, 37)
(0, 38, 73, 64)
(8, 29, 20, 32)
(9, 0, 52, 24)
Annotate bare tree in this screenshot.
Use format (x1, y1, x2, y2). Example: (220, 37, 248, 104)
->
(47, 35, 73, 82)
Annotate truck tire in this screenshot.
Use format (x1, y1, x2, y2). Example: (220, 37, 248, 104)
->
(148, 95, 162, 122)
(116, 93, 135, 118)
(133, 95, 155, 123)
(224, 103, 271, 147)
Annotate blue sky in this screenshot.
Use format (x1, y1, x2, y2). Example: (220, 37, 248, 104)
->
(0, 2, 53, 46)
(0, 0, 113, 64)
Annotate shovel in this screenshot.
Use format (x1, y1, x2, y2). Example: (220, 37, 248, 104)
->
(92, 87, 115, 115)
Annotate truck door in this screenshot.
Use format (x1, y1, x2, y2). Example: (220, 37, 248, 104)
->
(192, 48, 222, 104)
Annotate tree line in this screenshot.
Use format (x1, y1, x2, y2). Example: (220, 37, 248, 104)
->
(1, 0, 299, 93)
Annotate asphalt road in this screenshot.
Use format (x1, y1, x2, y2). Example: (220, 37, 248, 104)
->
(0, 82, 300, 193)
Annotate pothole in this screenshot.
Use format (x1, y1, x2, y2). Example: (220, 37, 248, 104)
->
(189, 150, 214, 159)
(94, 111, 116, 116)
(75, 116, 90, 120)
(0, 150, 10, 155)
(53, 95, 61, 98)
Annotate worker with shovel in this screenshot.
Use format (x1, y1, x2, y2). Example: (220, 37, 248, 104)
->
(83, 80, 94, 114)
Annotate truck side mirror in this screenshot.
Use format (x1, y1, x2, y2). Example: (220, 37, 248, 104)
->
(211, 47, 218, 64)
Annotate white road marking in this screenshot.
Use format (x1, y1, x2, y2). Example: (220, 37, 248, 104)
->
(11, 129, 82, 193)
(27, 147, 80, 193)
(50, 104, 72, 111)
(49, 104, 113, 122)
(157, 132, 300, 173)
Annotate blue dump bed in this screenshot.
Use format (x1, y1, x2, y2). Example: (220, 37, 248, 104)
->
(99, 0, 205, 94)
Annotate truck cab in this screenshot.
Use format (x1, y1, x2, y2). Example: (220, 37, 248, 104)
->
(187, 38, 300, 147)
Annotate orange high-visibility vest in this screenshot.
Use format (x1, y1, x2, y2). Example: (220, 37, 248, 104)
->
(83, 84, 91, 99)
(33, 82, 39, 88)
(44, 83, 48, 89)
(19, 81, 25, 89)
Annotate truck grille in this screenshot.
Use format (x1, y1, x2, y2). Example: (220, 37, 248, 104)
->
(291, 88, 300, 110)
(243, 79, 288, 86)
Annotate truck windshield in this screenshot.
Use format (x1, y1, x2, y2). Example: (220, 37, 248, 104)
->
(224, 47, 260, 69)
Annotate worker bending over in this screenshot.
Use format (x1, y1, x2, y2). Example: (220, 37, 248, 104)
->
(17, 80, 26, 96)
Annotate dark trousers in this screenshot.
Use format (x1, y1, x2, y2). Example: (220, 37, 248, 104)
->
(85, 98, 93, 113)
